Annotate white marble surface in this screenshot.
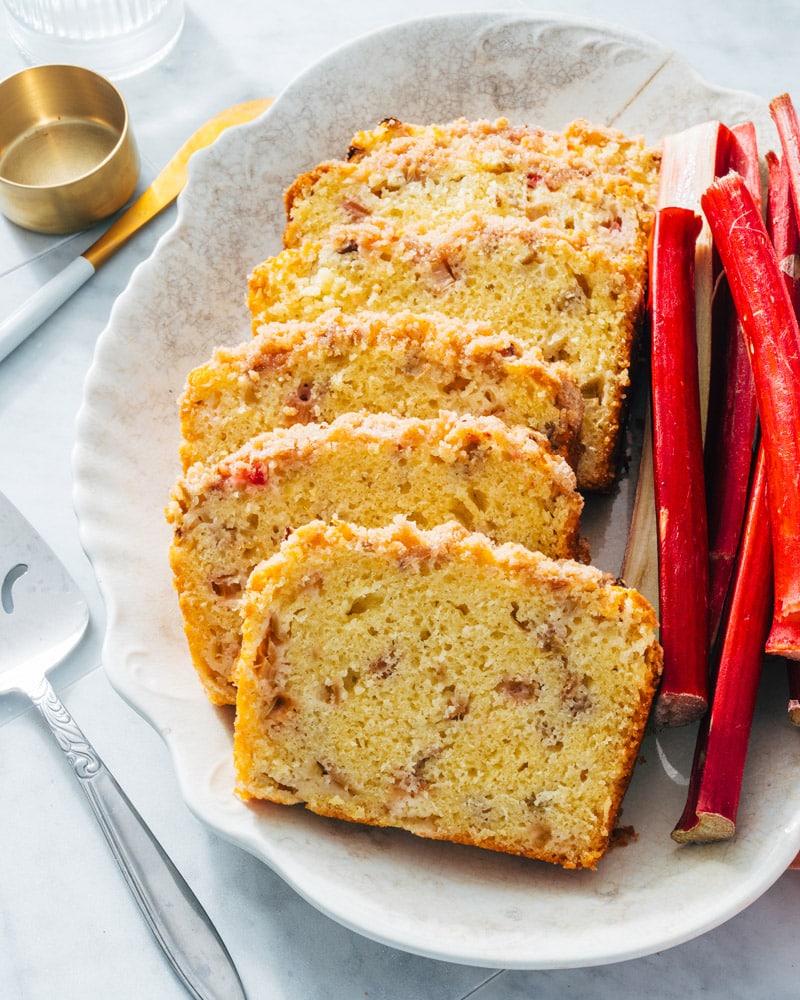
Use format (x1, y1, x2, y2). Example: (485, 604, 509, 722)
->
(1, 1, 800, 998)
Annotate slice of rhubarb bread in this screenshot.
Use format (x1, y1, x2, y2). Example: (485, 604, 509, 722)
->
(167, 411, 585, 704)
(178, 308, 583, 471)
(283, 117, 659, 256)
(233, 518, 662, 870)
(248, 216, 646, 490)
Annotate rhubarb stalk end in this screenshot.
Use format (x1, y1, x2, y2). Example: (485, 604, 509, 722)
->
(654, 692, 707, 728)
(671, 812, 735, 844)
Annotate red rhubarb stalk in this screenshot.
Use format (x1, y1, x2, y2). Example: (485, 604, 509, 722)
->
(767, 618, 800, 661)
(701, 172, 800, 625)
(621, 123, 725, 617)
(656, 122, 730, 435)
(672, 445, 772, 843)
(764, 149, 800, 661)
(649, 206, 709, 726)
(770, 93, 800, 238)
(704, 123, 759, 644)
(766, 149, 800, 320)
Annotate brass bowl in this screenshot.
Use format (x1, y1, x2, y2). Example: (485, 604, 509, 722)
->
(0, 65, 139, 234)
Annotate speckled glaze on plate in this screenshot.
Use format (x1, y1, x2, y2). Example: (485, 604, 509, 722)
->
(73, 12, 800, 969)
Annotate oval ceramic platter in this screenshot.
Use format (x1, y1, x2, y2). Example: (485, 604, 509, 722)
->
(73, 12, 800, 970)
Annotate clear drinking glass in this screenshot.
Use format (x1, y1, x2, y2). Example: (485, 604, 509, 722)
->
(2, 0, 186, 80)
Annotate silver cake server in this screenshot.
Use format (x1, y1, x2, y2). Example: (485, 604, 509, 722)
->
(0, 489, 246, 1000)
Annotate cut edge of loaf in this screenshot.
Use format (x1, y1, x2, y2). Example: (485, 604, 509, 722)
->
(233, 517, 663, 870)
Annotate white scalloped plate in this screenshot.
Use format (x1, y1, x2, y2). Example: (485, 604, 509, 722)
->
(73, 12, 800, 969)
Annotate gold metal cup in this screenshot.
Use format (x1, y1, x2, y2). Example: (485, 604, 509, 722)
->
(0, 64, 139, 234)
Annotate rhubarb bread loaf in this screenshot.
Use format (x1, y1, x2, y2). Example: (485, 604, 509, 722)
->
(178, 308, 583, 471)
(233, 518, 662, 870)
(167, 411, 585, 703)
(284, 117, 659, 255)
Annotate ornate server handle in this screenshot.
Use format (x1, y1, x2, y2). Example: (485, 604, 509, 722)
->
(30, 675, 246, 1000)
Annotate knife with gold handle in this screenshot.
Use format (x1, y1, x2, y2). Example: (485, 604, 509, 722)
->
(0, 98, 272, 363)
